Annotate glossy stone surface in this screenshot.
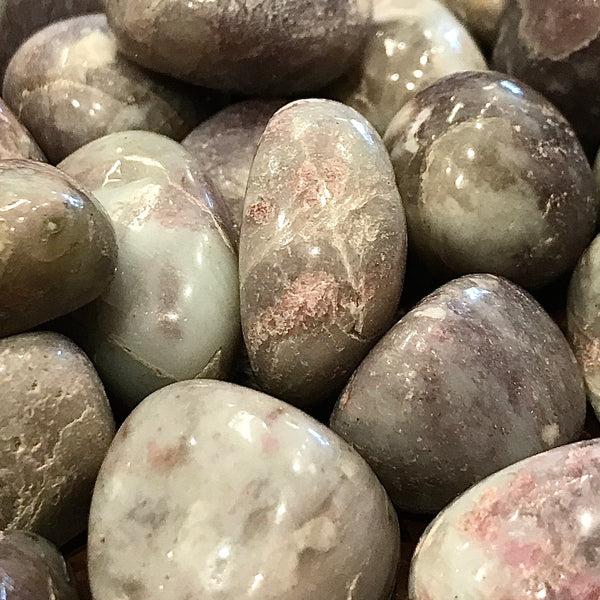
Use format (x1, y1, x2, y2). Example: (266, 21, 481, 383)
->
(240, 99, 407, 408)
(0, 530, 79, 600)
(3, 14, 209, 164)
(0, 97, 45, 160)
(0, 160, 117, 337)
(183, 100, 286, 246)
(0, 332, 115, 546)
(59, 131, 240, 412)
(384, 70, 598, 290)
(89, 380, 400, 600)
(102, 0, 372, 95)
(442, 0, 506, 45)
(493, 0, 600, 153)
(330, 274, 586, 513)
(329, 0, 486, 135)
(410, 440, 600, 599)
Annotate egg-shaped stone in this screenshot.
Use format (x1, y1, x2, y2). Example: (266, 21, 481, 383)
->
(410, 440, 600, 599)
(88, 380, 400, 600)
(442, 0, 506, 46)
(330, 274, 586, 513)
(384, 70, 598, 290)
(59, 131, 240, 412)
(0, 97, 45, 160)
(239, 99, 407, 409)
(0, 159, 117, 337)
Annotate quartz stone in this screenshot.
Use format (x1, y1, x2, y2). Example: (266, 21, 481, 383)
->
(328, 0, 486, 135)
(0, 97, 45, 160)
(0, 530, 79, 600)
(239, 99, 407, 409)
(493, 0, 600, 154)
(410, 440, 600, 599)
(441, 0, 506, 46)
(0, 332, 115, 546)
(2, 14, 212, 164)
(182, 100, 286, 246)
(102, 0, 372, 95)
(88, 379, 400, 600)
(59, 131, 240, 412)
(330, 274, 586, 513)
(384, 70, 598, 290)
(0, 160, 117, 337)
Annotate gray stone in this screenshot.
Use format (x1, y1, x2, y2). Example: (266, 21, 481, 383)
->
(442, 0, 506, 46)
(0, 97, 45, 160)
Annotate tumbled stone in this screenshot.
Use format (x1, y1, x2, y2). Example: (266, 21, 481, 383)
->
(183, 100, 286, 246)
(0, 332, 115, 546)
(329, 0, 486, 135)
(88, 380, 400, 600)
(0, 97, 45, 160)
(330, 274, 586, 513)
(59, 131, 240, 412)
(2, 14, 213, 164)
(0, 159, 117, 337)
(384, 70, 598, 290)
(239, 99, 407, 409)
(442, 0, 506, 46)
(0, 530, 79, 600)
(410, 440, 600, 599)
(102, 0, 372, 95)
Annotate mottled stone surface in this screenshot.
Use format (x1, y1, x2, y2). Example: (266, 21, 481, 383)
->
(89, 380, 400, 600)
(410, 440, 600, 599)
(384, 70, 598, 290)
(183, 100, 286, 246)
(0, 332, 115, 546)
(3, 14, 211, 164)
(59, 131, 240, 412)
(102, 0, 372, 95)
(330, 274, 586, 513)
(0, 97, 45, 160)
(329, 0, 486, 135)
(0, 160, 117, 337)
(240, 99, 407, 408)
(0, 530, 79, 600)
(442, 0, 506, 46)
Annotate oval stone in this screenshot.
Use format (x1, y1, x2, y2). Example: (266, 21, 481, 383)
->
(59, 131, 240, 412)
(239, 99, 407, 408)
(0, 97, 45, 161)
(88, 380, 400, 600)
(0, 159, 117, 337)
(410, 440, 600, 599)
(330, 274, 586, 513)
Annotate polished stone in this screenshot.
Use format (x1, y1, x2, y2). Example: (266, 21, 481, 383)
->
(0, 332, 115, 546)
(59, 131, 240, 412)
(384, 70, 598, 290)
(330, 274, 586, 513)
(0, 159, 117, 337)
(88, 380, 400, 600)
(0, 97, 45, 160)
(442, 0, 506, 46)
(240, 99, 407, 409)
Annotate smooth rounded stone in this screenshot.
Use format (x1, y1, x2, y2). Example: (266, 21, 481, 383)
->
(3, 15, 211, 164)
(88, 380, 400, 600)
(59, 131, 240, 412)
(410, 440, 600, 599)
(441, 0, 506, 46)
(330, 274, 586, 514)
(328, 0, 486, 135)
(0, 332, 115, 546)
(182, 100, 286, 246)
(0, 160, 117, 337)
(102, 0, 372, 95)
(0, 530, 79, 600)
(0, 97, 45, 160)
(384, 70, 598, 290)
(239, 99, 407, 409)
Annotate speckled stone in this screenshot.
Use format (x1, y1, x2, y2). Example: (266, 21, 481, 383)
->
(0, 159, 117, 337)
(0, 530, 79, 600)
(3, 14, 211, 164)
(59, 131, 240, 412)
(102, 0, 372, 95)
(328, 0, 486, 135)
(0, 97, 45, 160)
(384, 70, 598, 290)
(88, 379, 400, 600)
(0, 332, 115, 546)
(182, 100, 286, 246)
(442, 0, 506, 46)
(410, 440, 600, 599)
(330, 274, 586, 513)
(239, 99, 407, 409)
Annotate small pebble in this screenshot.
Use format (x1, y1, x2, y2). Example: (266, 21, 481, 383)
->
(0, 97, 45, 161)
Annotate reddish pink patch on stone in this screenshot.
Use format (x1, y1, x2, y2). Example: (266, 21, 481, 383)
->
(248, 198, 275, 224)
(261, 433, 280, 455)
(265, 407, 284, 424)
(147, 441, 185, 475)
